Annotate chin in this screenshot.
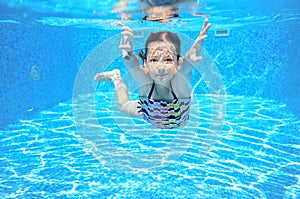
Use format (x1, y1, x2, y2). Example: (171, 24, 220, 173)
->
(156, 76, 170, 83)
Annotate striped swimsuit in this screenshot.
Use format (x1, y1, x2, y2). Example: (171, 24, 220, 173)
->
(138, 82, 191, 129)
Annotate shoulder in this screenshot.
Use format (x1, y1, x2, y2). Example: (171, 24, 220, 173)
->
(137, 81, 152, 97)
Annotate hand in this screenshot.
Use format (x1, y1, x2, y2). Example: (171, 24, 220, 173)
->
(186, 18, 211, 62)
(118, 22, 134, 59)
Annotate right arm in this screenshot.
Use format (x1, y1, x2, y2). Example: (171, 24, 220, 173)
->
(118, 23, 150, 84)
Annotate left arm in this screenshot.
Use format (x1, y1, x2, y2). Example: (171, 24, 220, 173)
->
(179, 19, 211, 76)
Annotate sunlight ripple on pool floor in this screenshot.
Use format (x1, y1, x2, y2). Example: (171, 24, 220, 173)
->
(0, 92, 299, 198)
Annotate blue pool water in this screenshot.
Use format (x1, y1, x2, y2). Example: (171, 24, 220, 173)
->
(1, 0, 300, 198)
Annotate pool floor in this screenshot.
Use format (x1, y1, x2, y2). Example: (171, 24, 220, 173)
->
(1, 92, 299, 198)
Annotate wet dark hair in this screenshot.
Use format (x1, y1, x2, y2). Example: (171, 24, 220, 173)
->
(139, 31, 181, 63)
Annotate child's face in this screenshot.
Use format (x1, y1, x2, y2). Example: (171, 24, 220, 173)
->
(145, 41, 180, 83)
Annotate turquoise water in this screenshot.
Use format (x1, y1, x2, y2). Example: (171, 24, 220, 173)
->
(1, 92, 299, 198)
(1, 0, 300, 198)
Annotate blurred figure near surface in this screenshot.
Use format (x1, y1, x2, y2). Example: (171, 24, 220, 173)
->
(113, 0, 205, 23)
(142, 5, 180, 23)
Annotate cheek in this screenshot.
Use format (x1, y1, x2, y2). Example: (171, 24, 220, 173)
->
(173, 67, 178, 75)
(143, 67, 149, 74)
(148, 65, 156, 72)
(144, 62, 152, 73)
(174, 67, 178, 72)
(169, 64, 178, 72)
(146, 65, 157, 76)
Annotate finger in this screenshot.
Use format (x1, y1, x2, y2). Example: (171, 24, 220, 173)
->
(200, 18, 208, 34)
(202, 23, 211, 34)
(195, 35, 207, 43)
(202, 18, 208, 29)
(200, 34, 208, 41)
(117, 21, 125, 27)
(121, 51, 132, 59)
(119, 44, 131, 49)
(120, 38, 132, 48)
(193, 56, 203, 62)
(121, 26, 133, 33)
(121, 30, 133, 37)
(200, 19, 210, 35)
(117, 21, 133, 32)
(120, 31, 133, 46)
(119, 44, 132, 50)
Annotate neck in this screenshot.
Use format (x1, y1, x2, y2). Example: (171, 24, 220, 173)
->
(153, 81, 173, 99)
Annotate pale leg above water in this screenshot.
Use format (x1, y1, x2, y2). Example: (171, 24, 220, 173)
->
(94, 69, 121, 82)
(94, 69, 142, 118)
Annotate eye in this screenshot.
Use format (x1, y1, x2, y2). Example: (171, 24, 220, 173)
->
(165, 58, 174, 63)
(150, 58, 158, 63)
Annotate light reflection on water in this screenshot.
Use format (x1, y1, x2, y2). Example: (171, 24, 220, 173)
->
(1, 0, 299, 30)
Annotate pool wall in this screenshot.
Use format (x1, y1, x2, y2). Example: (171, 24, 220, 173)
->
(0, 24, 113, 128)
(0, 20, 299, 128)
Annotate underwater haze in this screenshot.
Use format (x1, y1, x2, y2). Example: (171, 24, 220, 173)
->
(0, 0, 300, 198)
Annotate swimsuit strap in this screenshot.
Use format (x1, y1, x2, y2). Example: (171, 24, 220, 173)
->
(170, 84, 178, 100)
(147, 81, 155, 98)
(148, 81, 178, 100)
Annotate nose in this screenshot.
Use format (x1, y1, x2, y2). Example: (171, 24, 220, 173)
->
(158, 67, 166, 74)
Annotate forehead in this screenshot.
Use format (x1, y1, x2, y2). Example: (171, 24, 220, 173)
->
(147, 41, 176, 56)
